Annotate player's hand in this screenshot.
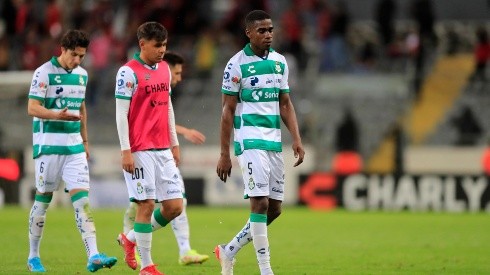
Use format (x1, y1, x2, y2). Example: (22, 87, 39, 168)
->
(56, 107, 81, 121)
(183, 129, 206, 144)
(292, 142, 305, 167)
(171, 146, 181, 166)
(121, 150, 135, 173)
(83, 141, 90, 160)
(217, 154, 232, 182)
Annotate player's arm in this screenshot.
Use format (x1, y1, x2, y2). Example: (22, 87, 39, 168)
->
(176, 125, 206, 144)
(115, 66, 135, 173)
(27, 99, 81, 121)
(217, 94, 237, 182)
(279, 93, 304, 167)
(79, 101, 90, 159)
(116, 98, 133, 173)
(168, 98, 180, 166)
(27, 68, 80, 121)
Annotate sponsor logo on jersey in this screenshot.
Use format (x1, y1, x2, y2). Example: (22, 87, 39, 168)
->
(79, 75, 85, 86)
(55, 97, 82, 109)
(265, 91, 279, 99)
(250, 76, 259, 86)
(252, 90, 263, 101)
(145, 82, 169, 95)
(56, 87, 63, 94)
(150, 100, 167, 107)
(38, 82, 47, 90)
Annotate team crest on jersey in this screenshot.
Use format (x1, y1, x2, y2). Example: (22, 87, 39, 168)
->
(79, 75, 85, 86)
(137, 182, 143, 194)
(275, 62, 282, 73)
(145, 73, 151, 80)
(248, 177, 255, 190)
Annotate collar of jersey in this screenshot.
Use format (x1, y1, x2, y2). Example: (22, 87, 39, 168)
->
(50, 56, 73, 73)
(133, 52, 158, 70)
(243, 43, 275, 58)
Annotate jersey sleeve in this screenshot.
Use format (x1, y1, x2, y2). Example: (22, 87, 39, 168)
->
(280, 57, 290, 93)
(221, 60, 241, 96)
(115, 65, 136, 100)
(28, 67, 49, 102)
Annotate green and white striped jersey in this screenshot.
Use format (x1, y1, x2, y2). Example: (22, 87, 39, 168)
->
(28, 57, 88, 158)
(221, 43, 290, 156)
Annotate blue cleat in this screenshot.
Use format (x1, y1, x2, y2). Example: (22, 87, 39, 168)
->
(27, 257, 46, 272)
(87, 253, 117, 272)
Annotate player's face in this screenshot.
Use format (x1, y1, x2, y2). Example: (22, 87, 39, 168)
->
(169, 64, 183, 88)
(59, 47, 86, 70)
(246, 19, 273, 52)
(140, 38, 167, 65)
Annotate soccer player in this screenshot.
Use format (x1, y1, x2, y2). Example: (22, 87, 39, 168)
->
(115, 22, 183, 275)
(215, 10, 305, 275)
(26, 29, 117, 273)
(122, 52, 209, 266)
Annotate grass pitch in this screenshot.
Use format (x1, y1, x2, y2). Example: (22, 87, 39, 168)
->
(1, 206, 489, 274)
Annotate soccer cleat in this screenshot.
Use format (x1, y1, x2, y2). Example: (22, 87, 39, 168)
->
(117, 233, 137, 270)
(214, 244, 236, 275)
(27, 257, 46, 272)
(178, 249, 210, 265)
(86, 253, 117, 272)
(139, 264, 164, 275)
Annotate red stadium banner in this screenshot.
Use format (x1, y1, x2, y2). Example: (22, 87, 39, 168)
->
(299, 173, 490, 212)
(0, 158, 20, 181)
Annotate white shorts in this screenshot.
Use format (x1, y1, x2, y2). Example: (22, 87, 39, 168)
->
(176, 169, 186, 196)
(34, 153, 90, 193)
(124, 150, 183, 202)
(237, 149, 285, 201)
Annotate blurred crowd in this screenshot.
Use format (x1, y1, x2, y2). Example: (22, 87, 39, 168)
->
(0, 0, 488, 104)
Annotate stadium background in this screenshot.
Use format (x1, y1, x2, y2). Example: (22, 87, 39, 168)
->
(0, 0, 489, 212)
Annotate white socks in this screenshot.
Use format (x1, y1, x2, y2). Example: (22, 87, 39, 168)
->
(72, 192, 98, 258)
(225, 219, 252, 258)
(250, 213, 272, 275)
(28, 196, 51, 259)
(171, 204, 191, 256)
(123, 202, 137, 234)
(134, 223, 153, 269)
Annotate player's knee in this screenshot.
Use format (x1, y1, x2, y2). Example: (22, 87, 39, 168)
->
(166, 204, 183, 220)
(138, 202, 155, 217)
(267, 209, 281, 224)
